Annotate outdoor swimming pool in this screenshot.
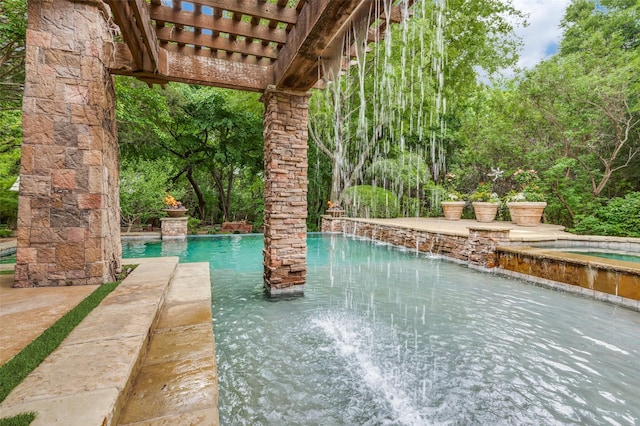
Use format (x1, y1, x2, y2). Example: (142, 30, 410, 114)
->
(123, 234, 640, 425)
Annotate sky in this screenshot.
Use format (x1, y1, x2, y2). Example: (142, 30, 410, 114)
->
(510, 0, 573, 70)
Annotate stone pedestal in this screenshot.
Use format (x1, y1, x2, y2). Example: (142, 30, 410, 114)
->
(261, 86, 310, 296)
(161, 217, 188, 240)
(14, 0, 121, 287)
(466, 226, 511, 268)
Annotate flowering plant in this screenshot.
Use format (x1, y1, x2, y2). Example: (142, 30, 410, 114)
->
(443, 173, 464, 201)
(469, 182, 500, 203)
(508, 169, 545, 202)
(163, 193, 184, 209)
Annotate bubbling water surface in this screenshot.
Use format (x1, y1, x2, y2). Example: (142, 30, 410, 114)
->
(123, 234, 640, 425)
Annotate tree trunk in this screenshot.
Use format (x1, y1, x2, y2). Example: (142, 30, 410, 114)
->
(186, 169, 206, 221)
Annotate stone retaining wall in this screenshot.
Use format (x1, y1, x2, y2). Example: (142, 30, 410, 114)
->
(322, 216, 509, 268)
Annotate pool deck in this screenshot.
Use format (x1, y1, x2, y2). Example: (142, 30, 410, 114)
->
(0, 219, 638, 423)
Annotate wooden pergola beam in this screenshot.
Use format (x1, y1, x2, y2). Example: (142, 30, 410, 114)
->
(149, 4, 288, 44)
(106, 0, 159, 72)
(190, 0, 299, 25)
(273, 0, 382, 90)
(155, 27, 279, 59)
(108, 43, 273, 92)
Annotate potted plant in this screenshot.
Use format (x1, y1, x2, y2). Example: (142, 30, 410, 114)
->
(440, 173, 466, 220)
(506, 169, 546, 226)
(470, 182, 500, 222)
(162, 193, 188, 217)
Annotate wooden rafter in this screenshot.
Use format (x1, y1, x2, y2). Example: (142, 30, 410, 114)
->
(105, 0, 414, 91)
(106, 0, 159, 72)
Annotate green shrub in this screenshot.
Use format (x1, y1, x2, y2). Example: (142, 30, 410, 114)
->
(571, 192, 640, 237)
(0, 227, 12, 238)
(187, 217, 201, 233)
(342, 185, 399, 218)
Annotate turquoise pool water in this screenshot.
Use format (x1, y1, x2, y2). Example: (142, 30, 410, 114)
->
(568, 251, 640, 263)
(122, 234, 640, 425)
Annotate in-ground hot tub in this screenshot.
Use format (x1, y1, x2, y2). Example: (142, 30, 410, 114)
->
(497, 238, 640, 309)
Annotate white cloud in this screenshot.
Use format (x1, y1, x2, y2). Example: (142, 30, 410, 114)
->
(511, 0, 572, 69)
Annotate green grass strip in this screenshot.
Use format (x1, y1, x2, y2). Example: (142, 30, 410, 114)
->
(0, 412, 36, 426)
(0, 282, 119, 403)
(0, 270, 14, 275)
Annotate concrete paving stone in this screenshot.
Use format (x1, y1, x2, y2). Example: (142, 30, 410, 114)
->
(156, 300, 213, 331)
(64, 302, 159, 345)
(172, 262, 210, 279)
(144, 323, 215, 366)
(166, 279, 211, 304)
(0, 388, 121, 426)
(2, 336, 143, 406)
(0, 275, 97, 364)
(122, 261, 178, 285)
(120, 407, 219, 426)
(100, 280, 168, 307)
(117, 356, 218, 425)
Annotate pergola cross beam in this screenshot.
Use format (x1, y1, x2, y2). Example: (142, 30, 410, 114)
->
(105, 0, 413, 92)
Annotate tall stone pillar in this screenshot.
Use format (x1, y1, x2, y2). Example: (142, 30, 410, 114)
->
(15, 0, 121, 287)
(261, 86, 310, 295)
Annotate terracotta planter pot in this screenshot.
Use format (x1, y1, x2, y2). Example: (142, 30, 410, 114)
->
(507, 202, 546, 226)
(472, 202, 499, 223)
(441, 201, 466, 220)
(163, 208, 188, 218)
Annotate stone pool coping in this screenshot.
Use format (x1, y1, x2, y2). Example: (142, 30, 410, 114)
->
(0, 257, 219, 425)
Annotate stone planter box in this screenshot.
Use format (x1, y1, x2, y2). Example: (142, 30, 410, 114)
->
(441, 201, 466, 220)
(507, 202, 547, 226)
(472, 202, 499, 223)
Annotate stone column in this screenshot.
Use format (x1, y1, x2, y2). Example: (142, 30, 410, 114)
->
(14, 0, 121, 287)
(160, 217, 188, 240)
(261, 86, 310, 295)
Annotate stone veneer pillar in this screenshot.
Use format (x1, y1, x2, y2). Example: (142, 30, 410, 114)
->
(14, 0, 121, 287)
(261, 86, 310, 295)
(160, 217, 188, 240)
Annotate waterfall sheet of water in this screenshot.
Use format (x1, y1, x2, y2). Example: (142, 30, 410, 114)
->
(313, 0, 450, 217)
(123, 235, 640, 426)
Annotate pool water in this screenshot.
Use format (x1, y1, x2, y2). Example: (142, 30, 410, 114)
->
(123, 234, 640, 425)
(568, 251, 640, 263)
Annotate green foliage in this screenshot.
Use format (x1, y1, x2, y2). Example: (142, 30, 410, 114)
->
(0, 110, 21, 227)
(0, 227, 12, 238)
(187, 217, 201, 233)
(116, 79, 264, 224)
(0, 0, 27, 109)
(119, 158, 175, 231)
(571, 192, 640, 237)
(0, 412, 36, 426)
(0, 282, 119, 403)
(367, 152, 431, 199)
(342, 185, 399, 218)
(469, 182, 500, 203)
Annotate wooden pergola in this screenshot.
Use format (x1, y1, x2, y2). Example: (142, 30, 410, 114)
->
(105, 0, 407, 91)
(15, 0, 414, 293)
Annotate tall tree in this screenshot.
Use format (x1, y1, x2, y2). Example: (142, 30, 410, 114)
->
(116, 79, 264, 223)
(308, 0, 525, 207)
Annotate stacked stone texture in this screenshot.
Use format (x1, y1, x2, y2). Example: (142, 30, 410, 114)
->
(322, 217, 510, 268)
(160, 217, 188, 240)
(261, 88, 311, 292)
(15, 0, 121, 287)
